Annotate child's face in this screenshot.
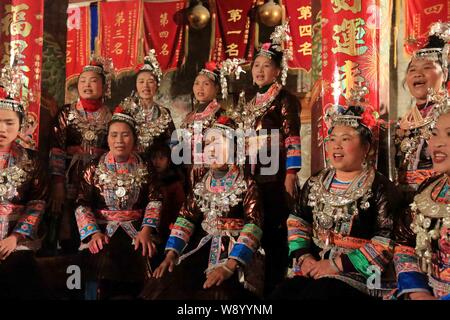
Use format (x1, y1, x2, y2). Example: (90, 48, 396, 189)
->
(151, 153, 170, 173)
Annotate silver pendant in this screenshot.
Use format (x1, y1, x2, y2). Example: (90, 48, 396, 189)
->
(0, 184, 7, 196)
(115, 187, 126, 198)
(84, 130, 96, 141)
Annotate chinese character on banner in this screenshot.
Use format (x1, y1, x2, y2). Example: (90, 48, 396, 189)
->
(404, 0, 450, 55)
(212, 0, 256, 61)
(98, 0, 142, 77)
(143, 0, 186, 72)
(0, 0, 44, 149)
(284, 0, 312, 71)
(321, 0, 379, 116)
(65, 2, 91, 92)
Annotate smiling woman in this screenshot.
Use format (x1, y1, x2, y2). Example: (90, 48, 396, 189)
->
(391, 91, 450, 300)
(395, 22, 450, 198)
(272, 104, 401, 300)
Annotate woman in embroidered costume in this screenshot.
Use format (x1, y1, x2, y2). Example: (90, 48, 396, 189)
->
(232, 22, 301, 295)
(48, 57, 113, 253)
(180, 61, 224, 185)
(119, 50, 176, 159)
(140, 116, 264, 300)
(0, 66, 48, 299)
(75, 111, 158, 299)
(272, 103, 400, 300)
(395, 22, 450, 198)
(391, 89, 450, 300)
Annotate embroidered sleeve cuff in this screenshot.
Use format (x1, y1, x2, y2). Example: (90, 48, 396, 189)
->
(142, 201, 162, 229)
(397, 272, 432, 297)
(229, 224, 262, 266)
(165, 217, 195, 256)
(285, 136, 301, 170)
(49, 148, 66, 176)
(13, 200, 45, 239)
(75, 206, 100, 241)
(287, 214, 312, 256)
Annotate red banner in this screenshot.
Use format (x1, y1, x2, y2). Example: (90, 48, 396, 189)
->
(321, 0, 380, 130)
(65, 3, 91, 88)
(0, 0, 44, 149)
(99, 0, 142, 76)
(212, 0, 256, 62)
(405, 0, 450, 55)
(284, 0, 312, 71)
(143, 0, 186, 72)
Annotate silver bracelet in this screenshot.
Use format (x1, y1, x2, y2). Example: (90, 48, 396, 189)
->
(221, 265, 235, 275)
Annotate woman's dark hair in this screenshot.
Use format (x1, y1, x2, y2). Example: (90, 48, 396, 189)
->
(149, 142, 171, 160)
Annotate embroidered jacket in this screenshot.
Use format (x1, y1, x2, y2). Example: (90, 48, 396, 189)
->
(0, 143, 48, 250)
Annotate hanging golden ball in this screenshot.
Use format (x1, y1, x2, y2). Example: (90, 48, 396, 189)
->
(188, 2, 210, 30)
(258, 0, 282, 27)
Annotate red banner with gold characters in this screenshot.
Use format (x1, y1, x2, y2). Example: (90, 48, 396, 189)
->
(283, 0, 312, 71)
(212, 0, 256, 62)
(0, 0, 44, 149)
(98, 0, 143, 77)
(321, 0, 380, 132)
(143, 0, 186, 72)
(66, 3, 91, 88)
(405, 0, 450, 55)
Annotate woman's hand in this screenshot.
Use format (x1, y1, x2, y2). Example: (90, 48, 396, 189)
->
(308, 259, 341, 279)
(285, 173, 297, 198)
(88, 232, 109, 254)
(153, 250, 177, 279)
(134, 227, 156, 257)
(0, 233, 22, 260)
(49, 181, 65, 214)
(299, 255, 317, 276)
(203, 259, 238, 289)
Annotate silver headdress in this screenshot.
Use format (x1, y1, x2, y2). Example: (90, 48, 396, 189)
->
(219, 58, 246, 99)
(138, 49, 163, 84)
(82, 55, 115, 99)
(0, 64, 27, 115)
(256, 20, 293, 85)
(427, 88, 450, 126)
(414, 22, 450, 74)
(111, 112, 136, 129)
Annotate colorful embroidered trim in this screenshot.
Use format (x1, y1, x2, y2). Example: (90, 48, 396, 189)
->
(143, 201, 162, 228)
(49, 147, 66, 176)
(75, 205, 100, 240)
(165, 216, 195, 255)
(13, 200, 45, 239)
(285, 136, 301, 170)
(287, 214, 312, 255)
(229, 223, 262, 265)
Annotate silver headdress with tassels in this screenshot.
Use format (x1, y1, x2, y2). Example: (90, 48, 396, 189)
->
(219, 58, 246, 100)
(270, 21, 293, 86)
(414, 22, 450, 73)
(0, 63, 27, 116)
(427, 88, 450, 127)
(139, 49, 163, 84)
(325, 86, 369, 129)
